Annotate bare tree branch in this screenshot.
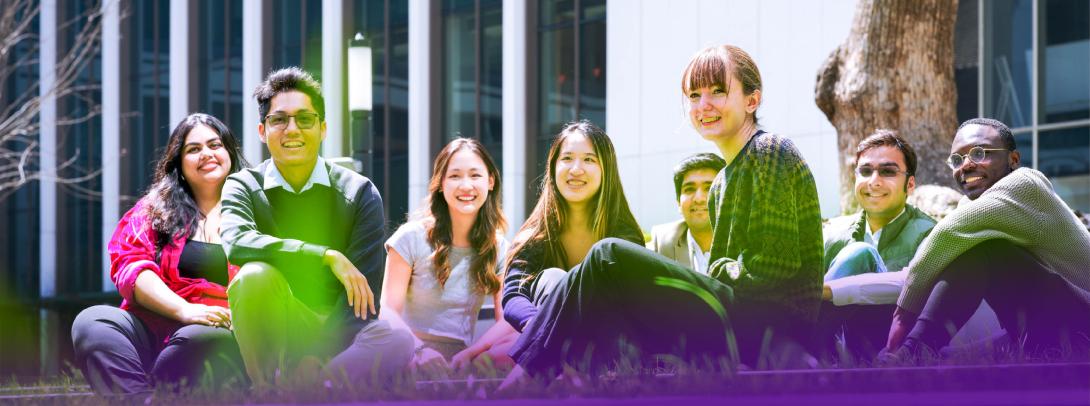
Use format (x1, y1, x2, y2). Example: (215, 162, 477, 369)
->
(0, 0, 105, 201)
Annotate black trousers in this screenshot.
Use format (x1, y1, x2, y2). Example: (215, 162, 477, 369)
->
(906, 239, 1090, 355)
(813, 302, 897, 360)
(71, 305, 245, 394)
(509, 238, 812, 374)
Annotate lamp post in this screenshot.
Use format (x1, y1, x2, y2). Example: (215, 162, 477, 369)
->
(348, 32, 373, 175)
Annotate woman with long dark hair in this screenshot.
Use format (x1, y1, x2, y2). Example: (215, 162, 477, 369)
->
(72, 113, 249, 394)
(499, 120, 645, 370)
(380, 138, 517, 376)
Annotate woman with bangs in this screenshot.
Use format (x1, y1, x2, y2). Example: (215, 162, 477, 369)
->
(381, 138, 517, 377)
(501, 45, 823, 385)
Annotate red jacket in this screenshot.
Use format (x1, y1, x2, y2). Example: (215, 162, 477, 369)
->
(108, 199, 238, 346)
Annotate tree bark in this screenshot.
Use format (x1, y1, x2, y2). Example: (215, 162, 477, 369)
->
(816, 0, 959, 214)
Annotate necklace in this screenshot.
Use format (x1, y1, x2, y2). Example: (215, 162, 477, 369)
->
(196, 203, 222, 243)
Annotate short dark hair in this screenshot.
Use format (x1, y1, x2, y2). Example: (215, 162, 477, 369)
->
(855, 129, 918, 176)
(672, 153, 727, 200)
(958, 118, 1016, 150)
(253, 67, 325, 122)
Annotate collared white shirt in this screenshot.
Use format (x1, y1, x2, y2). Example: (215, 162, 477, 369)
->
(262, 157, 330, 194)
(863, 206, 906, 246)
(686, 230, 711, 275)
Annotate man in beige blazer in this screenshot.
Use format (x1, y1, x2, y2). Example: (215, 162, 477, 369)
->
(647, 153, 726, 274)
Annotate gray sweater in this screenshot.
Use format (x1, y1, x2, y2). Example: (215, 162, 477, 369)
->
(899, 168, 1090, 313)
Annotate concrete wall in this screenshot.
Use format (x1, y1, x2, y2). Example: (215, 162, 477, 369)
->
(607, 0, 858, 229)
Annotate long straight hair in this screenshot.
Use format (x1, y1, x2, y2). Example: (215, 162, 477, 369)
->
(505, 120, 643, 279)
(414, 138, 507, 295)
(143, 113, 247, 247)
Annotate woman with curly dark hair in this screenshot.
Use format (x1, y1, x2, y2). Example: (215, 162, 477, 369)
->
(72, 113, 249, 394)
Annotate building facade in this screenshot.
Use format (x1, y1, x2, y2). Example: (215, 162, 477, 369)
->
(1, 0, 1087, 376)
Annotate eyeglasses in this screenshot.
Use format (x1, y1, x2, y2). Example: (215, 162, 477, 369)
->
(946, 146, 1008, 170)
(264, 112, 320, 130)
(855, 166, 907, 178)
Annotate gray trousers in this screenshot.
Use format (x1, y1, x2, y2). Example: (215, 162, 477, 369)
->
(228, 261, 414, 386)
(71, 305, 244, 394)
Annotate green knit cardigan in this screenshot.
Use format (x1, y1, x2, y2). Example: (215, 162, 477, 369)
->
(707, 131, 824, 324)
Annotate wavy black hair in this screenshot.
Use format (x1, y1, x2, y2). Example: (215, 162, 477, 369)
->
(143, 113, 247, 246)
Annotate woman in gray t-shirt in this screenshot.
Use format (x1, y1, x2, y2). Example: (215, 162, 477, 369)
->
(381, 138, 517, 377)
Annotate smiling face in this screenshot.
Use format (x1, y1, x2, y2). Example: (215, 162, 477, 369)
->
(442, 148, 494, 218)
(678, 168, 718, 232)
(950, 124, 1019, 200)
(855, 145, 914, 220)
(258, 90, 326, 173)
(686, 77, 759, 145)
(554, 133, 603, 207)
(179, 124, 232, 190)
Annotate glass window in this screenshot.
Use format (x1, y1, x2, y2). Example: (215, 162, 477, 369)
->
(196, 0, 244, 141)
(1, 8, 41, 302)
(270, 0, 323, 76)
(984, 0, 1033, 128)
(1038, 126, 1090, 211)
(578, 0, 606, 128)
(120, 0, 170, 210)
(954, 0, 979, 123)
(353, 0, 410, 231)
(57, 0, 103, 295)
(441, 0, 503, 169)
(442, 0, 476, 141)
(531, 0, 606, 206)
(1039, 0, 1089, 123)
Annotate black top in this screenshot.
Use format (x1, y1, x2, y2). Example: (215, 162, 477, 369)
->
(502, 228, 644, 333)
(178, 240, 229, 287)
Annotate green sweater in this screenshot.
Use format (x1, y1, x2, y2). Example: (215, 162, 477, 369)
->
(823, 204, 937, 273)
(707, 131, 824, 324)
(899, 168, 1090, 313)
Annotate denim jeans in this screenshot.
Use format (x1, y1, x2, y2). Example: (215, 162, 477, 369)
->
(823, 241, 887, 282)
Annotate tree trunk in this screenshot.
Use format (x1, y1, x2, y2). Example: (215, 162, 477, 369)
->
(815, 0, 959, 214)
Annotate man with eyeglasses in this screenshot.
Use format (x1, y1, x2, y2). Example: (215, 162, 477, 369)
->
(883, 118, 1090, 361)
(220, 67, 413, 389)
(812, 130, 937, 358)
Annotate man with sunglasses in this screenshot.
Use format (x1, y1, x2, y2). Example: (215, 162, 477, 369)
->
(813, 130, 937, 357)
(883, 118, 1090, 360)
(220, 67, 413, 389)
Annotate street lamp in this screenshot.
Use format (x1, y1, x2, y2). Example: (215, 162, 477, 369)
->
(348, 32, 372, 175)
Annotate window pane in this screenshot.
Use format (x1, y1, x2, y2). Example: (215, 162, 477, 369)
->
(481, 3, 504, 169)
(121, 0, 170, 209)
(540, 0, 575, 26)
(442, 3, 477, 140)
(352, 0, 410, 231)
(954, 0, 979, 123)
(1039, 126, 1090, 211)
(270, 0, 323, 76)
(984, 0, 1033, 128)
(1040, 0, 1090, 123)
(579, 0, 606, 129)
(197, 0, 243, 142)
(58, 0, 103, 294)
